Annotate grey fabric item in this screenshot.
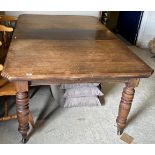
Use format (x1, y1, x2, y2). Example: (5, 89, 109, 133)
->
(64, 86, 103, 98)
(60, 83, 99, 89)
(50, 85, 65, 105)
(64, 97, 101, 108)
(50, 84, 103, 108)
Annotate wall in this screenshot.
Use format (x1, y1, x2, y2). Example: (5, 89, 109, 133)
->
(5, 11, 100, 17)
(137, 11, 155, 48)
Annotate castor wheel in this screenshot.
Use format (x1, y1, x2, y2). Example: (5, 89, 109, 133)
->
(21, 138, 27, 144)
(117, 128, 124, 135)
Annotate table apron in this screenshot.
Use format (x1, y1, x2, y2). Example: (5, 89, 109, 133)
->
(29, 78, 133, 86)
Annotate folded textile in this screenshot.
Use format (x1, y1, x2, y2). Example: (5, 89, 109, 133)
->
(64, 86, 103, 98)
(63, 96, 101, 108)
(60, 83, 99, 89)
(50, 85, 65, 105)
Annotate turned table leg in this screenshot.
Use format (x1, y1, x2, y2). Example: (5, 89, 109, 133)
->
(116, 78, 140, 135)
(15, 81, 29, 143)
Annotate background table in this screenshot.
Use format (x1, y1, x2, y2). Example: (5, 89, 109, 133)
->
(1, 14, 153, 143)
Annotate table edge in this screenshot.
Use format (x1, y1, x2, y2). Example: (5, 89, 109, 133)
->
(1, 69, 154, 82)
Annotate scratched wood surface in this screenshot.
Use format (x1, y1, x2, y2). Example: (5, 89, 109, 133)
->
(1, 14, 153, 81)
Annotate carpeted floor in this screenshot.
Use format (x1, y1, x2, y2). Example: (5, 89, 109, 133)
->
(0, 46, 155, 144)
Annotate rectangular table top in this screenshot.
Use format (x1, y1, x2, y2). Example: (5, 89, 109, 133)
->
(2, 14, 153, 82)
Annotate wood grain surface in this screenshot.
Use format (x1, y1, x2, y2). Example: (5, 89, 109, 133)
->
(1, 14, 153, 82)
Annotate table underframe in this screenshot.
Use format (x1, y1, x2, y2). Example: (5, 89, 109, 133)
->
(15, 78, 140, 143)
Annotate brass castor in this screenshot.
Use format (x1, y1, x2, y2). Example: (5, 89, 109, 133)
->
(21, 138, 27, 144)
(117, 128, 124, 135)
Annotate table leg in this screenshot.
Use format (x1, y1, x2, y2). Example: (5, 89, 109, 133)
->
(15, 81, 29, 143)
(116, 78, 140, 135)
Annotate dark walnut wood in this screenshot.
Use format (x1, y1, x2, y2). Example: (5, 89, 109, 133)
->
(1, 14, 154, 142)
(15, 81, 29, 143)
(2, 14, 153, 82)
(16, 92, 29, 143)
(116, 78, 140, 135)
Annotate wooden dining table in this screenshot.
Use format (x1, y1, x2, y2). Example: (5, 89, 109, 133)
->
(1, 14, 153, 143)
